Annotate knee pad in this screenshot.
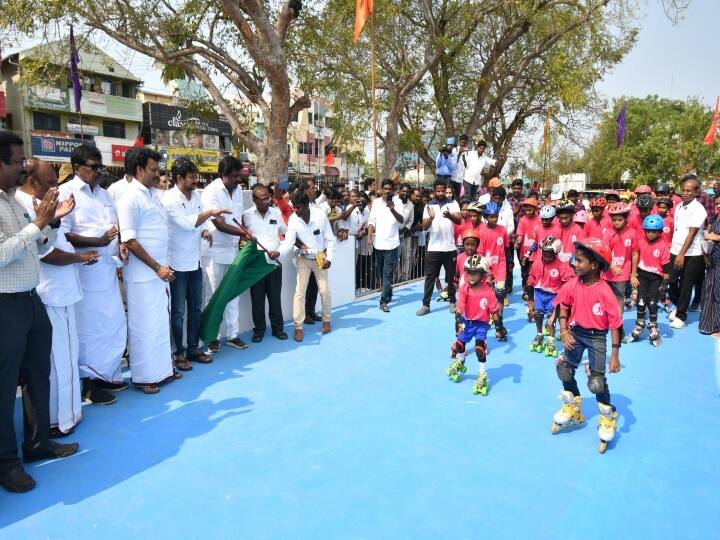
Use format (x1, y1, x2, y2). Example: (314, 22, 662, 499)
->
(475, 341, 487, 362)
(637, 298, 645, 307)
(533, 311, 546, 325)
(451, 340, 466, 354)
(556, 360, 576, 384)
(494, 287, 506, 302)
(525, 285, 534, 298)
(587, 371, 608, 395)
(648, 300, 658, 315)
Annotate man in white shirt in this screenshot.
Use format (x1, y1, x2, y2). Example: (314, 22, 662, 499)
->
(368, 179, 403, 312)
(163, 158, 228, 368)
(463, 140, 497, 200)
(118, 148, 176, 393)
(107, 148, 138, 205)
(417, 181, 462, 315)
(201, 156, 251, 353)
(451, 134, 469, 199)
(60, 145, 127, 406)
(394, 183, 415, 282)
(354, 193, 374, 292)
(17, 160, 98, 434)
(279, 189, 337, 342)
(668, 176, 708, 329)
(243, 184, 288, 342)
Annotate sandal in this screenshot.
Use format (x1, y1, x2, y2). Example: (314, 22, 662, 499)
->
(140, 385, 160, 395)
(172, 370, 183, 380)
(188, 352, 212, 364)
(174, 355, 193, 372)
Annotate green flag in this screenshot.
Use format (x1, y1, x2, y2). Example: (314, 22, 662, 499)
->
(200, 241, 278, 343)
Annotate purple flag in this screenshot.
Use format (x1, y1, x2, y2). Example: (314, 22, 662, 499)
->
(70, 26, 82, 113)
(616, 101, 627, 149)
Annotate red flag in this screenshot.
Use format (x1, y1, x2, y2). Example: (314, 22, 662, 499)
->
(133, 135, 145, 147)
(324, 150, 335, 165)
(0, 92, 6, 119)
(354, 0, 373, 44)
(704, 96, 719, 145)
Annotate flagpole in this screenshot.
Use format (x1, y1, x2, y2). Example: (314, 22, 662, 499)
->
(370, 10, 379, 182)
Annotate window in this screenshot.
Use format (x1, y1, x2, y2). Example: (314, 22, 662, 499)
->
(299, 142, 311, 155)
(307, 111, 312, 125)
(101, 81, 112, 95)
(325, 116, 336, 129)
(314, 139, 321, 157)
(0, 114, 12, 131)
(32, 111, 61, 132)
(103, 120, 126, 139)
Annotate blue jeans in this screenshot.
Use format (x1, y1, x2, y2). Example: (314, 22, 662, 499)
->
(169, 266, 203, 356)
(375, 247, 399, 304)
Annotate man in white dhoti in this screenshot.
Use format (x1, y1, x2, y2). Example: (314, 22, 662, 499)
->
(117, 148, 176, 394)
(59, 145, 127, 405)
(17, 160, 99, 434)
(201, 156, 251, 353)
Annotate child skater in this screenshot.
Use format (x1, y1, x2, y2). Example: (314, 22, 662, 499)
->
(446, 255, 500, 396)
(525, 205, 561, 321)
(514, 197, 541, 297)
(629, 215, 671, 346)
(527, 236, 574, 357)
(453, 228, 481, 334)
(551, 238, 623, 454)
(478, 201, 510, 341)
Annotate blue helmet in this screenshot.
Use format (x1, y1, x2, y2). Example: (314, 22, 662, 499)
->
(642, 214, 664, 231)
(483, 201, 499, 216)
(539, 205, 556, 219)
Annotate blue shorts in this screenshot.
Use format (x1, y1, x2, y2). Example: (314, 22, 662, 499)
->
(458, 319, 490, 344)
(534, 289, 557, 314)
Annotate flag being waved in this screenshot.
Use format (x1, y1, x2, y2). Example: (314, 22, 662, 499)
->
(703, 96, 719, 145)
(616, 101, 627, 149)
(199, 242, 278, 343)
(69, 26, 82, 113)
(354, 0, 374, 43)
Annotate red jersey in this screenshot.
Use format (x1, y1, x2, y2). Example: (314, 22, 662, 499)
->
(527, 256, 575, 293)
(531, 221, 561, 261)
(516, 214, 541, 258)
(661, 215, 674, 244)
(558, 223, 585, 266)
(637, 236, 671, 276)
(455, 250, 478, 289)
(479, 224, 509, 281)
(585, 215, 612, 240)
(603, 226, 638, 282)
(554, 277, 623, 331)
(628, 212, 653, 237)
(454, 217, 473, 245)
(457, 281, 500, 322)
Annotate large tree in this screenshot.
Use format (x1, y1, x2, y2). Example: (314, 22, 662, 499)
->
(1, 0, 310, 182)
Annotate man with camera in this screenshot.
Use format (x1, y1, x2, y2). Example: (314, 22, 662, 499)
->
(435, 140, 457, 186)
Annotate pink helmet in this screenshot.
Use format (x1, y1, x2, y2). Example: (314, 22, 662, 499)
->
(573, 209, 588, 223)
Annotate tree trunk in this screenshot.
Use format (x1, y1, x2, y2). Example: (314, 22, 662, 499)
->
(383, 106, 401, 179)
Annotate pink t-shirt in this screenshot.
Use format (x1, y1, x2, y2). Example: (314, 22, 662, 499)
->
(531, 221, 561, 262)
(554, 277, 623, 331)
(637, 236, 671, 276)
(457, 281, 500, 322)
(479, 224, 509, 281)
(454, 217, 473, 246)
(661, 215, 674, 244)
(603, 226, 638, 282)
(528, 256, 575, 293)
(558, 223, 585, 266)
(516, 214, 541, 258)
(585, 215, 612, 240)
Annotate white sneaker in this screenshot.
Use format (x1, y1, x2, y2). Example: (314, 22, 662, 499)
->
(668, 308, 676, 322)
(670, 318, 686, 329)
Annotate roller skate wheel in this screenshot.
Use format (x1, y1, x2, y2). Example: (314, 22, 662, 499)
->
(550, 423, 561, 434)
(480, 386, 488, 396)
(446, 368, 452, 376)
(598, 440, 608, 454)
(451, 373, 460, 382)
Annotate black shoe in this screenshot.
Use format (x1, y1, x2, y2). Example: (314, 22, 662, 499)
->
(272, 331, 288, 340)
(308, 312, 322, 322)
(688, 303, 701, 312)
(0, 466, 36, 493)
(304, 316, 316, 325)
(24, 441, 80, 464)
(49, 426, 75, 439)
(82, 379, 118, 405)
(95, 379, 129, 392)
(207, 340, 221, 353)
(379, 303, 390, 313)
(251, 332, 264, 343)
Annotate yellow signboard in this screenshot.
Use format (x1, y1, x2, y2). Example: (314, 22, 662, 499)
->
(166, 146, 221, 174)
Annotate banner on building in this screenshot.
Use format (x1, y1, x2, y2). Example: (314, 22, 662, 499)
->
(30, 134, 95, 162)
(111, 144, 133, 163)
(166, 146, 221, 174)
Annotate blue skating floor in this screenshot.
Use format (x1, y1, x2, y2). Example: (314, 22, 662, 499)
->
(1, 278, 719, 539)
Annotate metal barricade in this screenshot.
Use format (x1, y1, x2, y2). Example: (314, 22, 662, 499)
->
(354, 232, 427, 297)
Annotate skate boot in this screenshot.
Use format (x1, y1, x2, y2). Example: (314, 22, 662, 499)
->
(436, 289, 449, 302)
(597, 403, 618, 454)
(648, 322, 662, 347)
(544, 336, 558, 357)
(629, 320, 646, 342)
(495, 326, 508, 342)
(446, 355, 467, 382)
(472, 371, 489, 396)
(530, 334, 545, 353)
(661, 297, 671, 313)
(542, 324, 555, 338)
(550, 391, 585, 434)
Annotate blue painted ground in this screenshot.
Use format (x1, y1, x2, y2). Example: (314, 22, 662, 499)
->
(1, 276, 719, 539)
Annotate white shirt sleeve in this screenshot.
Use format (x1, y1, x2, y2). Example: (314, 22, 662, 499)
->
(278, 215, 297, 259)
(690, 202, 707, 228)
(163, 196, 199, 232)
(322, 213, 337, 262)
(117, 194, 140, 242)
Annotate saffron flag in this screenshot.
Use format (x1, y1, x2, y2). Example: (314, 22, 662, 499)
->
(703, 96, 719, 145)
(616, 101, 627, 149)
(70, 26, 82, 113)
(199, 241, 278, 343)
(354, 0, 373, 43)
(540, 110, 551, 155)
(324, 149, 335, 165)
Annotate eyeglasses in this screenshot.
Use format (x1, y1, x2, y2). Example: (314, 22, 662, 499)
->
(81, 163, 103, 172)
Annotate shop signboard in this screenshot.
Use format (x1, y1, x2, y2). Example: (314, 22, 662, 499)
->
(30, 134, 95, 162)
(143, 102, 231, 143)
(25, 85, 70, 112)
(165, 146, 221, 174)
(111, 144, 133, 163)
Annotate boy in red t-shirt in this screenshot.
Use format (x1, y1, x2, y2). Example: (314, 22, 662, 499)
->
(628, 194, 654, 236)
(585, 197, 612, 240)
(531, 205, 561, 262)
(453, 228, 480, 333)
(552, 238, 623, 454)
(527, 236, 574, 357)
(447, 255, 500, 396)
(629, 215, 671, 346)
(514, 198, 541, 297)
(604, 202, 639, 341)
(479, 201, 510, 341)
(556, 201, 586, 268)
(656, 197, 674, 245)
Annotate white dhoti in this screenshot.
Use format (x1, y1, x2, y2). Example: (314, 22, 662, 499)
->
(126, 279, 174, 385)
(46, 305, 82, 433)
(75, 273, 126, 383)
(205, 260, 239, 341)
